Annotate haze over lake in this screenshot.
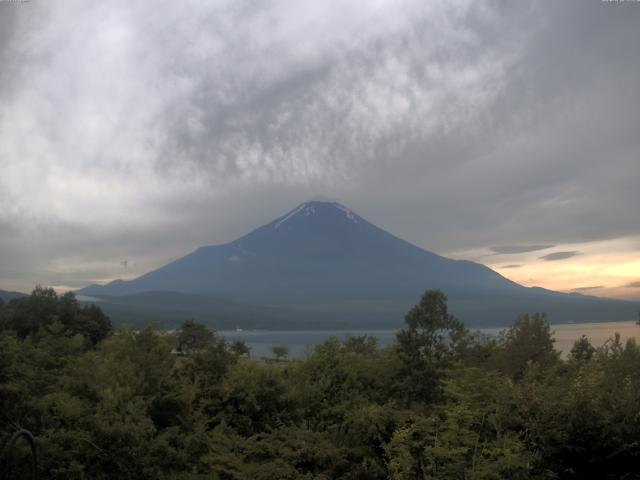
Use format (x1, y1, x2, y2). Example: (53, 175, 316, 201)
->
(219, 320, 640, 359)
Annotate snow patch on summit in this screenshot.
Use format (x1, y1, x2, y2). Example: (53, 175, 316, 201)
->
(334, 203, 358, 223)
(274, 201, 358, 229)
(275, 203, 311, 229)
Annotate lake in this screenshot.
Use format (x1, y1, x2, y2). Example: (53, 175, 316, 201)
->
(218, 320, 640, 358)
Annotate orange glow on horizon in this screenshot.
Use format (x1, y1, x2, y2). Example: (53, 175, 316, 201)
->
(451, 236, 640, 301)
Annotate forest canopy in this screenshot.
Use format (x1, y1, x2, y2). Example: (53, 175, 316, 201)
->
(1, 288, 639, 479)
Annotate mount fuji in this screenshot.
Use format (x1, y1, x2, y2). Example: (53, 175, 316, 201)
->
(77, 201, 639, 328)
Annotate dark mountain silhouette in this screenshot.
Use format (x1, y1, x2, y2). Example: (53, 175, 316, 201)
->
(77, 201, 639, 328)
(0, 289, 28, 302)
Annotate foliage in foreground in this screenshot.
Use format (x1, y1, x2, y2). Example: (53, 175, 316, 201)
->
(1, 288, 640, 479)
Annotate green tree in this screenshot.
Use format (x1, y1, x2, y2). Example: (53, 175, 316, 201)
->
(569, 334, 595, 361)
(243, 427, 345, 479)
(0, 286, 111, 346)
(342, 334, 378, 355)
(177, 320, 214, 353)
(496, 313, 559, 379)
(386, 367, 533, 480)
(396, 289, 468, 404)
(73, 303, 112, 346)
(289, 336, 396, 436)
(271, 345, 289, 361)
(230, 340, 251, 357)
(221, 360, 294, 436)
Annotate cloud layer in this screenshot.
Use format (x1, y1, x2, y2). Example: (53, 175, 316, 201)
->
(539, 251, 582, 262)
(1, 0, 639, 294)
(491, 245, 554, 255)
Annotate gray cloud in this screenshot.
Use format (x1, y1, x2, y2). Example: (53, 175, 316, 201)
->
(500, 264, 522, 269)
(625, 281, 640, 288)
(491, 245, 554, 255)
(539, 251, 582, 262)
(0, 1, 639, 291)
(572, 286, 605, 291)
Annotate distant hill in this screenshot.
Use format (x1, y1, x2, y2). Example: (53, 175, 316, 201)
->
(77, 291, 402, 330)
(0, 289, 28, 302)
(78, 201, 640, 328)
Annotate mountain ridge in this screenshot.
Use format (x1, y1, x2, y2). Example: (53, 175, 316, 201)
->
(77, 200, 640, 328)
(0, 289, 28, 302)
(78, 200, 522, 300)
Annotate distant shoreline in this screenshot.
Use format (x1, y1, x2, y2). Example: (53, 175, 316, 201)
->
(216, 320, 639, 359)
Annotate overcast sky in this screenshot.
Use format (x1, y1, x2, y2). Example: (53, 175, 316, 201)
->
(1, 0, 639, 299)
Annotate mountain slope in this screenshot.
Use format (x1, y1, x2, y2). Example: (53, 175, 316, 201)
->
(78, 201, 640, 327)
(79, 201, 521, 302)
(0, 289, 28, 302)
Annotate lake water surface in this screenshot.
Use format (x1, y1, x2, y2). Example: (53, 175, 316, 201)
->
(219, 321, 640, 359)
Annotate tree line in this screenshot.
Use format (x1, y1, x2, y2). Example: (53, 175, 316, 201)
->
(1, 287, 639, 479)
